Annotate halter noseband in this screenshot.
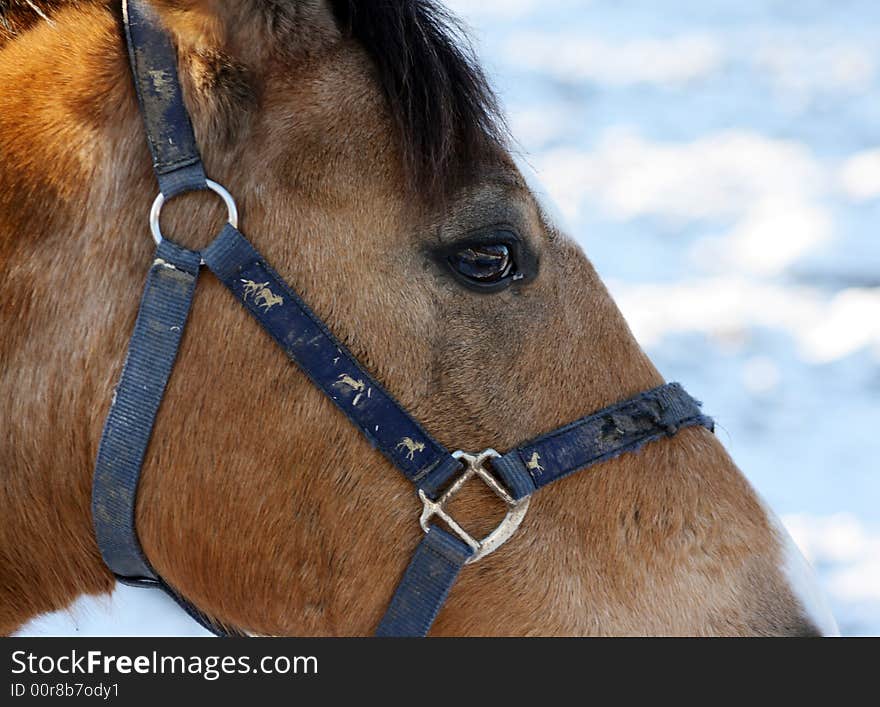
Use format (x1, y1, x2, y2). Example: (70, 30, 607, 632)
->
(91, 0, 713, 637)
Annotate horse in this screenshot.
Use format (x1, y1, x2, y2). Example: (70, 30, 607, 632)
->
(0, 0, 837, 636)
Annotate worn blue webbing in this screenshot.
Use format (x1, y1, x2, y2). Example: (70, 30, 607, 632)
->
(375, 528, 473, 637)
(491, 382, 714, 501)
(92, 240, 200, 581)
(123, 0, 207, 198)
(90, 237, 240, 637)
(201, 224, 462, 494)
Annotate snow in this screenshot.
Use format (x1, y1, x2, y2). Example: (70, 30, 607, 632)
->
(15, 586, 212, 637)
(501, 33, 724, 86)
(16, 0, 879, 637)
(840, 149, 880, 201)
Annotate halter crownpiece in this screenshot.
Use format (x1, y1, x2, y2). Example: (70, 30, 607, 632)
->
(91, 0, 714, 637)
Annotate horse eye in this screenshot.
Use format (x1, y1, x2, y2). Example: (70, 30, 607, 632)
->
(447, 243, 516, 288)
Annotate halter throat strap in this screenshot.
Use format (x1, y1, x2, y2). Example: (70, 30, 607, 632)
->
(90, 0, 233, 637)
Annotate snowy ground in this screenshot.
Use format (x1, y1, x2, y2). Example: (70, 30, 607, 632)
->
(448, 0, 880, 635)
(17, 1, 878, 637)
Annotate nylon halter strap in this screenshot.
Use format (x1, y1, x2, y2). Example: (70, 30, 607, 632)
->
(92, 0, 714, 638)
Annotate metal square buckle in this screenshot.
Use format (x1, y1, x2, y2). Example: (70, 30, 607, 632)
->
(418, 449, 530, 564)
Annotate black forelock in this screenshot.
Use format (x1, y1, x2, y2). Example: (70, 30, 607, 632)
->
(329, 0, 508, 201)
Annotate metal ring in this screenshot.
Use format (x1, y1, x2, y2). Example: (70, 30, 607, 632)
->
(149, 179, 238, 247)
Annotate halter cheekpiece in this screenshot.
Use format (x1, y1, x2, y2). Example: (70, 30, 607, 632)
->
(91, 0, 714, 637)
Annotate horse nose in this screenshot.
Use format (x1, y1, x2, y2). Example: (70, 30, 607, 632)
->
(764, 505, 840, 636)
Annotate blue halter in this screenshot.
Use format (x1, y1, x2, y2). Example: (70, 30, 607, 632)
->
(91, 0, 713, 637)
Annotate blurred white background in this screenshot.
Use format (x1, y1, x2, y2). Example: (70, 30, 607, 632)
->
(448, 0, 880, 635)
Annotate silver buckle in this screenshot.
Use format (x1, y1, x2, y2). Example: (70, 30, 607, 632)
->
(149, 179, 238, 265)
(418, 449, 530, 564)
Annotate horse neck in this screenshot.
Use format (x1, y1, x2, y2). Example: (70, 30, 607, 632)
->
(0, 3, 206, 632)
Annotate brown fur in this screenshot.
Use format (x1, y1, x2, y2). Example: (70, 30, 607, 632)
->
(0, 1, 816, 635)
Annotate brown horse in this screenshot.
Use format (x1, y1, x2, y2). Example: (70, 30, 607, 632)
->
(0, 0, 836, 636)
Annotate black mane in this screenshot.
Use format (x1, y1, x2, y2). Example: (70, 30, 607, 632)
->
(1, 0, 507, 200)
(330, 0, 507, 199)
